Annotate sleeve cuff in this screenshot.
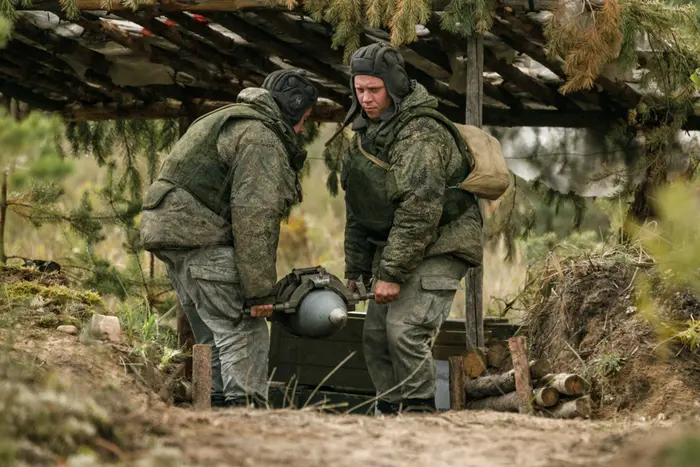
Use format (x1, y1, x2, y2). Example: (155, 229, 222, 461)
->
(376, 268, 404, 285)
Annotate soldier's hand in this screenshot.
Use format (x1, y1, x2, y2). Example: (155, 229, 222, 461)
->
(374, 280, 400, 304)
(347, 279, 359, 293)
(250, 304, 274, 318)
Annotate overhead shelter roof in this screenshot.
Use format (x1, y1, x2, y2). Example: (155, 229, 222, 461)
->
(2, 0, 699, 129)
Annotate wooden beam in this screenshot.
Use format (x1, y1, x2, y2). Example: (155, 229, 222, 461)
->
(200, 13, 352, 106)
(208, 12, 351, 94)
(75, 12, 232, 88)
(0, 61, 93, 103)
(464, 34, 485, 351)
(490, 18, 641, 110)
(0, 78, 66, 111)
(25, 0, 271, 12)
(60, 98, 346, 121)
(119, 10, 274, 81)
(24, 0, 603, 13)
(483, 46, 581, 111)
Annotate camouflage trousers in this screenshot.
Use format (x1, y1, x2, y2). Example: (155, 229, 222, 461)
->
(363, 254, 467, 406)
(154, 246, 269, 405)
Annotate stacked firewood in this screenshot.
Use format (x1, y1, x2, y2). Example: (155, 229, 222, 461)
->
(449, 337, 591, 419)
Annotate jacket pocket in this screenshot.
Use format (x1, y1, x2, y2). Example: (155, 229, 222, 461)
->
(143, 180, 176, 210)
(189, 264, 239, 283)
(400, 276, 462, 329)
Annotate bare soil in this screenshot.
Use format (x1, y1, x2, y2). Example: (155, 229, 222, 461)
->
(2, 325, 696, 467)
(2, 263, 700, 466)
(524, 252, 700, 421)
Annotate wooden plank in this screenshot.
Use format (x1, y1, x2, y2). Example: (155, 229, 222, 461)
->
(508, 336, 535, 415)
(448, 355, 466, 410)
(60, 98, 346, 121)
(464, 34, 485, 350)
(269, 362, 376, 393)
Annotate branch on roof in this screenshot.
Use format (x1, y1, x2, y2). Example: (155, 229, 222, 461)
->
(490, 17, 640, 109)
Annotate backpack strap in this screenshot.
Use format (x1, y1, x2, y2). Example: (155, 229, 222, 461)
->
(356, 135, 391, 170)
(372, 106, 469, 163)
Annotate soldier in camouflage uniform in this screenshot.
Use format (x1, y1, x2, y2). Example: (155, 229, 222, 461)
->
(336, 43, 483, 414)
(140, 70, 318, 408)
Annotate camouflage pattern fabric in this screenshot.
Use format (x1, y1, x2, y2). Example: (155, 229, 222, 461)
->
(155, 246, 269, 405)
(140, 88, 301, 301)
(341, 83, 483, 285)
(363, 254, 467, 404)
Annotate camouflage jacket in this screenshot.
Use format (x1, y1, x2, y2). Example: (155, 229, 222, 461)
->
(140, 88, 303, 300)
(341, 83, 483, 284)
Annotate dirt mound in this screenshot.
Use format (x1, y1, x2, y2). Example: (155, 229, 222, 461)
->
(524, 249, 700, 420)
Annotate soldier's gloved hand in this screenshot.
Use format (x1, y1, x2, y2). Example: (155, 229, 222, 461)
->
(250, 304, 274, 318)
(374, 280, 400, 304)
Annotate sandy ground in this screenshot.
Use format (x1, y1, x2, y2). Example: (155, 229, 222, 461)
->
(4, 327, 692, 467)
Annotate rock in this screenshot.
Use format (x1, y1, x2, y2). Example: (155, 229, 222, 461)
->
(57, 325, 79, 335)
(90, 314, 122, 343)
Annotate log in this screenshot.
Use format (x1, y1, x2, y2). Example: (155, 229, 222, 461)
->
(192, 344, 212, 409)
(538, 373, 586, 396)
(550, 396, 593, 419)
(533, 387, 560, 408)
(464, 359, 551, 399)
(466, 391, 520, 412)
(448, 355, 467, 410)
(464, 347, 488, 378)
(486, 340, 510, 369)
(508, 336, 535, 415)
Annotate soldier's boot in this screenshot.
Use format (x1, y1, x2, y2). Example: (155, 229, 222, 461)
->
(399, 397, 436, 414)
(376, 399, 400, 415)
(224, 395, 267, 408)
(211, 393, 227, 408)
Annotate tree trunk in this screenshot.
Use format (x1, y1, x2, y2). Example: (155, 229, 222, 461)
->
(628, 154, 667, 222)
(549, 396, 593, 419)
(0, 171, 7, 265)
(464, 347, 488, 378)
(533, 387, 560, 408)
(466, 391, 520, 412)
(464, 359, 551, 399)
(486, 340, 510, 369)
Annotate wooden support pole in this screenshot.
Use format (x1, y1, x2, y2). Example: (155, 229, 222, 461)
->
(192, 344, 212, 409)
(508, 336, 535, 415)
(0, 171, 7, 265)
(464, 34, 485, 350)
(448, 355, 466, 410)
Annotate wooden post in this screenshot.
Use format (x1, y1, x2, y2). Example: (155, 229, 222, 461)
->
(464, 35, 485, 349)
(448, 355, 466, 410)
(508, 336, 535, 415)
(0, 171, 7, 265)
(192, 344, 212, 409)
